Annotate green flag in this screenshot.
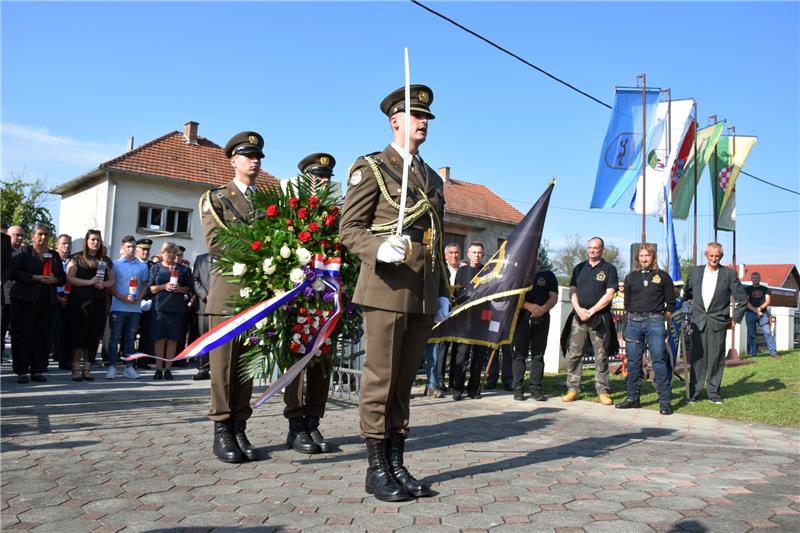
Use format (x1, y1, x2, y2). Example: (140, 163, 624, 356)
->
(671, 121, 725, 219)
(711, 135, 757, 232)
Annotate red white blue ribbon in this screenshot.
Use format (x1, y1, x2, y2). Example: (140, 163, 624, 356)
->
(123, 254, 344, 392)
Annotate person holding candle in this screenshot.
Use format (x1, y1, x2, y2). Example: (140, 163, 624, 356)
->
(148, 241, 191, 380)
(106, 235, 149, 380)
(9, 224, 66, 383)
(66, 229, 114, 381)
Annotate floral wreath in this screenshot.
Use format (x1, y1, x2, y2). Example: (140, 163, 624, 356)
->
(212, 177, 362, 381)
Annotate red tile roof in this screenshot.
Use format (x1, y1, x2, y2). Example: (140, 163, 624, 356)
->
(728, 263, 800, 288)
(443, 178, 523, 225)
(100, 131, 279, 188)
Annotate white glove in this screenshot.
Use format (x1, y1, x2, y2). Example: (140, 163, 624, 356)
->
(435, 296, 451, 322)
(140, 299, 152, 312)
(376, 235, 410, 264)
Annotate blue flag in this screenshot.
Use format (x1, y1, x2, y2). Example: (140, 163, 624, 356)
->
(591, 88, 662, 209)
(664, 184, 684, 369)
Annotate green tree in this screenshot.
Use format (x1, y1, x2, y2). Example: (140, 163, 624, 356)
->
(680, 256, 693, 282)
(553, 234, 626, 281)
(1, 174, 54, 233)
(536, 239, 554, 271)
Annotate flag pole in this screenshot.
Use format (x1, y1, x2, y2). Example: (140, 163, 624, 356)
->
(727, 125, 739, 362)
(480, 348, 498, 394)
(710, 114, 719, 242)
(692, 103, 698, 266)
(730, 125, 737, 264)
(637, 74, 647, 243)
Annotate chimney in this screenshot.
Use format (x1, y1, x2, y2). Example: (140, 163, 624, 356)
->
(127, 136, 135, 151)
(438, 166, 450, 181)
(739, 263, 745, 279)
(184, 121, 199, 145)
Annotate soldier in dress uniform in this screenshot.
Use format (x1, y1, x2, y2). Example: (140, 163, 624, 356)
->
(199, 131, 265, 463)
(340, 84, 450, 502)
(283, 152, 337, 455)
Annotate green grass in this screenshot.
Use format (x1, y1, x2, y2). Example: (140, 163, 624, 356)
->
(537, 350, 800, 427)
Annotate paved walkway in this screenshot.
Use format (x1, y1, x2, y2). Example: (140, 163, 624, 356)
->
(1, 362, 799, 532)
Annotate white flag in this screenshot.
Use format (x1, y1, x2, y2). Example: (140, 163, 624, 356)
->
(632, 99, 694, 215)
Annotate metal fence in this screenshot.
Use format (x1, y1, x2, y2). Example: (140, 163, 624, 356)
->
(328, 337, 365, 401)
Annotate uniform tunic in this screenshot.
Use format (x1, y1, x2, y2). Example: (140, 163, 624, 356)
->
(340, 144, 447, 438)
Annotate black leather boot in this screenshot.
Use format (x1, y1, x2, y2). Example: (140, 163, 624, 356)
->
(232, 420, 258, 461)
(365, 438, 410, 502)
(386, 434, 432, 498)
(213, 421, 243, 463)
(286, 417, 320, 454)
(306, 416, 332, 453)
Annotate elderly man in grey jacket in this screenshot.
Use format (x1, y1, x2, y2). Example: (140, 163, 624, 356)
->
(684, 242, 747, 404)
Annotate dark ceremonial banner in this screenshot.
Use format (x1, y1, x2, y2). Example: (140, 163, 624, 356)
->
(429, 181, 554, 348)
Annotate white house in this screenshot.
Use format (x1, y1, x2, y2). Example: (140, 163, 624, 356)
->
(52, 121, 279, 261)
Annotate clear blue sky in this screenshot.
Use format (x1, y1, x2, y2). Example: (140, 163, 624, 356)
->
(3, 1, 798, 271)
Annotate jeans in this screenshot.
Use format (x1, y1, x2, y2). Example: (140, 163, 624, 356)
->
(424, 342, 441, 390)
(624, 315, 671, 404)
(108, 311, 141, 366)
(745, 310, 777, 355)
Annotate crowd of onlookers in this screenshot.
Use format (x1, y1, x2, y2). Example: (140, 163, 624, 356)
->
(1, 223, 210, 384)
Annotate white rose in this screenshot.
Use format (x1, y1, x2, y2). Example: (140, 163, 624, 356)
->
(289, 268, 305, 284)
(239, 287, 252, 298)
(280, 245, 292, 259)
(274, 288, 286, 297)
(312, 278, 326, 292)
(256, 318, 269, 330)
(232, 262, 248, 277)
(262, 257, 276, 275)
(296, 247, 312, 265)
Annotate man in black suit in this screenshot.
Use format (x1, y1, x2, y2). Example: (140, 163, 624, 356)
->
(191, 253, 212, 380)
(684, 242, 747, 404)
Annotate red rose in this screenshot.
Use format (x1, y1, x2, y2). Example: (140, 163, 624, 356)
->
(297, 207, 309, 220)
(330, 207, 339, 217)
(323, 214, 336, 227)
(321, 344, 331, 355)
(292, 324, 304, 334)
(319, 239, 329, 249)
(289, 197, 300, 209)
(334, 243, 343, 251)
(286, 219, 293, 226)
(300, 334, 309, 343)
(299, 307, 307, 315)
(308, 196, 320, 208)
(290, 341, 303, 353)
(297, 231, 312, 243)
(308, 221, 320, 232)
(265, 204, 278, 217)
(250, 240, 263, 251)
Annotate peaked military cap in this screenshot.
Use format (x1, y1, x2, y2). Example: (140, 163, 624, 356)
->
(135, 238, 153, 249)
(177, 246, 186, 253)
(224, 131, 265, 158)
(380, 84, 435, 119)
(298, 153, 336, 176)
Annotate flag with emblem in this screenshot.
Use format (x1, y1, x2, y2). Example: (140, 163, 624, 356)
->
(711, 135, 757, 232)
(428, 181, 554, 348)
(630, 99, 695, 215)
(671, 121, 725, 219)
(591, 88, 662, 209)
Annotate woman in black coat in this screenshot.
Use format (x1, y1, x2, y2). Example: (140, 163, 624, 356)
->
(10, 224, 66, 383)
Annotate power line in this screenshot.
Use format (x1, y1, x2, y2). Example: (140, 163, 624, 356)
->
(409, 0, 612, 109)
(411, 0, 797, 198)
(741, 171, 800, 195)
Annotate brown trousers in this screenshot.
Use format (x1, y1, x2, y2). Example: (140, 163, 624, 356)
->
(208, 315, 253, 422)
(283, 354, 332, 419)
(359, 307, 433, 439)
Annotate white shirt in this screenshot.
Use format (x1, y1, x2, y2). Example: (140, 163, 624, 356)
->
(232, 178, 255, 197)
(701, 266, 719, 309)
(448, 264, 458, 286)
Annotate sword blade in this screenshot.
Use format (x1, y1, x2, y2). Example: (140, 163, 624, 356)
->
(397, 47, 411, 236)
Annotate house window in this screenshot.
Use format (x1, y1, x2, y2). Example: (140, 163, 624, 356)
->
(443, 232, 465, 254)
(137, 204, 191, 237)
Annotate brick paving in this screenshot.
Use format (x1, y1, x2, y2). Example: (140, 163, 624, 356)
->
(1, 363, 798, 532)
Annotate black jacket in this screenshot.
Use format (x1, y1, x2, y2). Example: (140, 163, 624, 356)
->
(684, 265, 747, 332)
(10, 245, 66, 305)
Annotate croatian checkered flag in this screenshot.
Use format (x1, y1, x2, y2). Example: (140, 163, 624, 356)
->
(429, 181, 554, 348)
